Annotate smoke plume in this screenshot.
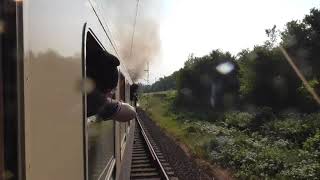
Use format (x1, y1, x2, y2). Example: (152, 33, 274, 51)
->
(102, 0, 162, 81)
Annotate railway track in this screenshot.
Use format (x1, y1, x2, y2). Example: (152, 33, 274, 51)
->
(130, 116, 178, 180)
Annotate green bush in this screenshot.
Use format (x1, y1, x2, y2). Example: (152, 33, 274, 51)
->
(184, 126, 200, 134)
(303, 130, 320, 151)
(201, 123, 320, 179)
(224, 108, 276, 131)
(269, 117, 312, 144)
(180, 102, 320, 179)
(224, 111, 255, 129)
(142, 91, 320, 179)
(304, 113, 320, 132)
(279, 150, 320, 179)
(250, 106, 275, 130)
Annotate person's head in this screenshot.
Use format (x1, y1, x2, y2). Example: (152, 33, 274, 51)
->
(88, 51, 120, 93)
(95, 65, 118, 93)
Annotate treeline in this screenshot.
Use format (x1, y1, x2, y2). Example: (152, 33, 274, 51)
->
(145, 8, 320, 113)
(140, 71, 179, 93)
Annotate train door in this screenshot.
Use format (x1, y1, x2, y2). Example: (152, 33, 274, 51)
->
(86, 32, 116, 180)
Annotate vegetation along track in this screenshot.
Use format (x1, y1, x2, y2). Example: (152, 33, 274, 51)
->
(130, 116, 178, 180)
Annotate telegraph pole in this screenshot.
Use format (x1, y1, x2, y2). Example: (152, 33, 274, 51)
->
(144, 62, 150, 84)
(144, 62, 150, 110)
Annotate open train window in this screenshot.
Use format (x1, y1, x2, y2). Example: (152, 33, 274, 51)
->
(86, 32, 119, 117)
(119, 73, 127, 158)
(0, 7, 4, 177)
(119, 73, 125, 101)
(85, 31, 117, 180)
(0, 37, 4, 180)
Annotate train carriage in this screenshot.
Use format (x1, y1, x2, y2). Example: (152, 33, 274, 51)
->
(0, 0, 137, 179)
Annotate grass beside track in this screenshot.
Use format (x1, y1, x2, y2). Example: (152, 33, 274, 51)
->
(139, 91, 320, 179)
(139, 91, 224, 176)
(139, 91, 210, 152)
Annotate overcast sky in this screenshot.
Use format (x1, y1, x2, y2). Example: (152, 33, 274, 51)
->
(141, 0, 319, 83)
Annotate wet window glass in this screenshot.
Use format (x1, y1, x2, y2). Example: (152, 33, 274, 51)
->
(88, 120, 115, 180)
(86, 32, 116, 180)
(119, 74, 127, 153)
(1, 16, 4, 180)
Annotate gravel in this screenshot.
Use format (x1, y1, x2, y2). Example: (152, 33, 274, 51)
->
(137, 108, 214, 180)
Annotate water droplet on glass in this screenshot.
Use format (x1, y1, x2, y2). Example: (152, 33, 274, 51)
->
(210, 84, 216, 108)
(180, 88, 192, 97)
(82, 78, 95, 93)
(210, 96, 215, 108)
(273, 76, 285, 88)
(216, 62, 234, 75)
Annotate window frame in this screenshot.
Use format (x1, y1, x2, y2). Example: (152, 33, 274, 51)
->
(84, 29, 117, 180)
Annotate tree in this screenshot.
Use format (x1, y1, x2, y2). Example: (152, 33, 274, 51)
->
(238, 45, 301, 110)
(176, 50, 239, 112)
(140, 70, 180, 93)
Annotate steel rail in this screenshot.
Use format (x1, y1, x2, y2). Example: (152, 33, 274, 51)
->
(136, 116, 170, 180)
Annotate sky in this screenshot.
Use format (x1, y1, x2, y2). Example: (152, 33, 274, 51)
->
(141, 0, 319, 84)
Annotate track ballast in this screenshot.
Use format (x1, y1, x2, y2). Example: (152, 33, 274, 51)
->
(130, 116, 178, 180)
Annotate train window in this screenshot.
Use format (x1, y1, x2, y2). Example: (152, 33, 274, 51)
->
(87, 121, 115, 179)
(0, 21, 4, 180)
(85, 32, 116, 180)
(119, 73, 125, 101)
(119, 73, 127, 158)
(0, 61, 4, 180)
(126, 83, 131, 128)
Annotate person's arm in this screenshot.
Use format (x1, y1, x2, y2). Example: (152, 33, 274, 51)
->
(112, 102, 136, 122)
(97, 97, 136, 122)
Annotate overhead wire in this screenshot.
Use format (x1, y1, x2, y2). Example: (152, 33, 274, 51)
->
(88, 0, 121, 58)
(130, 0, 140, 58)
(102, 15, 122, 59)
(97, 0, 141, 64)
(98, 0, 122, 59)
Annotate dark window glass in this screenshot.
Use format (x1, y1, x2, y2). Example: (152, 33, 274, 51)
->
(86, 32, 115, 180)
